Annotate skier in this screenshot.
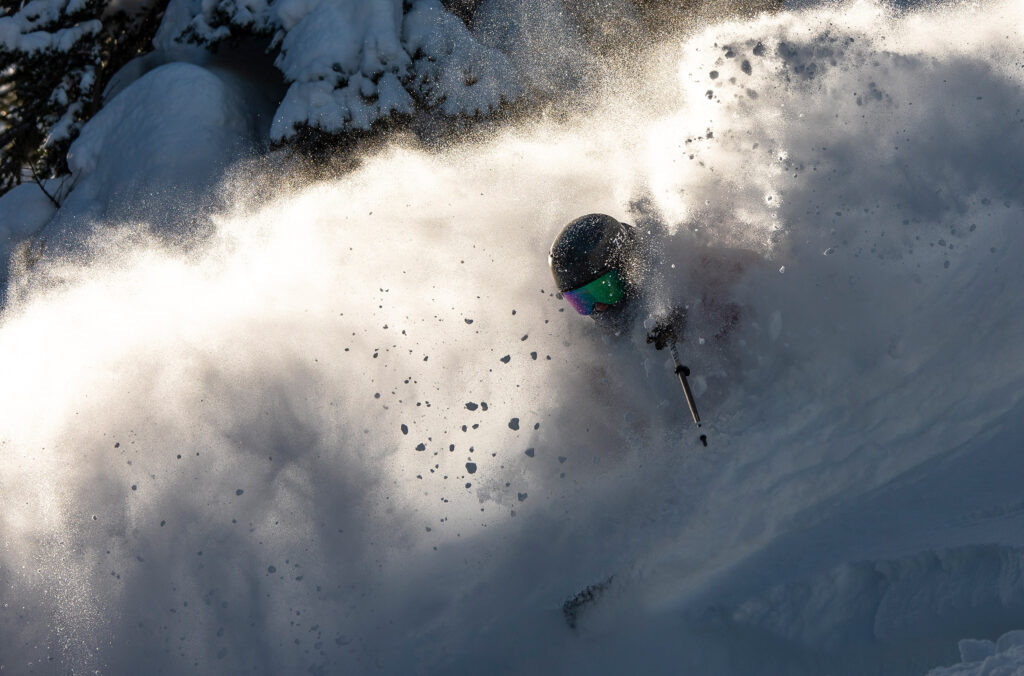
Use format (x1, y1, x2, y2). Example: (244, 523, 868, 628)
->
(549, 213, 753, 438)
(548, 212, 683, 349)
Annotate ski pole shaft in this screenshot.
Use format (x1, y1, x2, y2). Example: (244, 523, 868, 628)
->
(669, 343, 702, 426)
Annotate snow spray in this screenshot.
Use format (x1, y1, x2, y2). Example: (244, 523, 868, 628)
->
(2, 2, 1024, 675)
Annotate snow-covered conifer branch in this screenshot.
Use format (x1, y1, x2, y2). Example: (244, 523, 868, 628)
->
(171, 0, 521, 144)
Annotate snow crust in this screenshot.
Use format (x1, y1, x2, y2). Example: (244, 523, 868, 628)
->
(2, 1, 1024, 675)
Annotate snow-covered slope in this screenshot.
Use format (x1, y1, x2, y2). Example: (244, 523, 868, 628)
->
(1, 1, 1024, 675)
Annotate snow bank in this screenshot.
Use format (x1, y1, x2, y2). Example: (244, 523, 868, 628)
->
(2, 1, 1024, 675)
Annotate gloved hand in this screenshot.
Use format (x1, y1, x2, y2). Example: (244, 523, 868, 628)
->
(646, 308, 685, 350)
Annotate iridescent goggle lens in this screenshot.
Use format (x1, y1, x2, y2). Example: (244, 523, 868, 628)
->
(562, 270, 627, 315)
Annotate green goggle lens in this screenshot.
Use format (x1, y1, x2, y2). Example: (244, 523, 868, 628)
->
(562, 270, 627, 315)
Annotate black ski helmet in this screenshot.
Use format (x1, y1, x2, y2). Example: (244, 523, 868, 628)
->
(549, 213, 637, 292)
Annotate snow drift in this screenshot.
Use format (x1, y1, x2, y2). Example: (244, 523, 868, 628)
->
(2, 1, 1024, 675)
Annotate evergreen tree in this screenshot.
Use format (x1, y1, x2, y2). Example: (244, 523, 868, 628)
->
(0, 0, 166, 196)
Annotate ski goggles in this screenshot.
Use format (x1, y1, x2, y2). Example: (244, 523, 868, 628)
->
(562, 270, 627, 315)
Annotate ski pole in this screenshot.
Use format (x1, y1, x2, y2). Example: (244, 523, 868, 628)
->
(669, 342, 707, 446)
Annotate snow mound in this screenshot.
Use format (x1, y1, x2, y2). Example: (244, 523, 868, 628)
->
(58, 61, 259, 224)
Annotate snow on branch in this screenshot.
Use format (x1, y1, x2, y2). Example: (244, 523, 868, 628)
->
(0, 0, 102, 54)
(173, 0, 521, 143)
(0, 0, 166, 194)
(404, 0, 519, 118)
